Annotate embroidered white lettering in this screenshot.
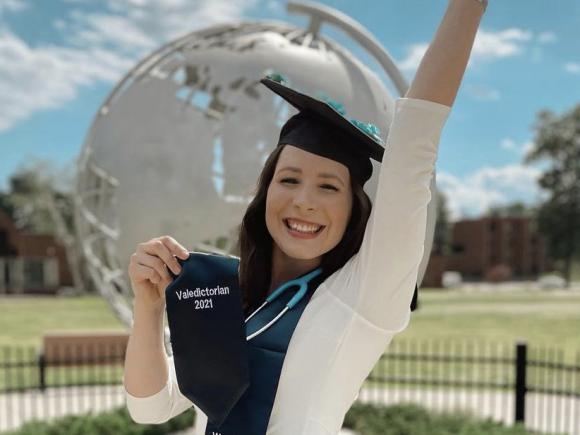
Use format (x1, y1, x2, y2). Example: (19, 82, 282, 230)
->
(174, 285, 230, 303)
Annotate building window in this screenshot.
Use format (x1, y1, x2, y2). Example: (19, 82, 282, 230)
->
(0, 231, 9, 255)
(24, 259, 45, 288)
(451, 244, 465, 254)
(3, 261, 9, 286)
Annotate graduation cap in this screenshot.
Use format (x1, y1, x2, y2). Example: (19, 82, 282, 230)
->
(260, 73, 385, 186)
(261, 72, 419, 311)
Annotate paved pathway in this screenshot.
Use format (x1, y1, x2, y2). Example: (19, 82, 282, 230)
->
(0, 385, 126, 432)
(357, 387, 579, 435)
(1, 385, 578, 434)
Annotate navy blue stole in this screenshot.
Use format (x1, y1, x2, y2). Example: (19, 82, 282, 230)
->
(165, 252, 250, 427)
(205, 266, 326, 435)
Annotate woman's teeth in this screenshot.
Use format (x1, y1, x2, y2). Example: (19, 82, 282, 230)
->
(285, 219, 322, 233)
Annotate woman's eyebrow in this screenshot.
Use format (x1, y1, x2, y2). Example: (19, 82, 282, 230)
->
(277, 166, 345, 187)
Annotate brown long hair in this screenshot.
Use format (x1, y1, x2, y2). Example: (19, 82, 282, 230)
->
(236, 145, 372, 313)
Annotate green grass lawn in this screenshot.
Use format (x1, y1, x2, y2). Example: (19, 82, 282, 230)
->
(366, 287, 580, 390)
(398, 289, 580, 358)
(0, 289, 578, 352)
(0, 295, 127, 347)
(551, 258, 580, 281)
(0, 288, 578, 393)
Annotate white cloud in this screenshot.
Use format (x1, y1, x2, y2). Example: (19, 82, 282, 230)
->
(0, 29, 134, 131)
(528, 31, 557, 63)
(537, 31, 557, 44)
(500, 138, 533, 156)
(397, 42, 428, 72)
(398, 28, 533, 73)
(500, 138, 517, 151)
(53, 18, 66, 30)
(471, 28, 532, 60)
(564, 62, 580, 75)
(465, 84, 500, 101)
(0, 0, 259, 132)
(83, 0, 259, 44)
(0, 0, 27, 14)
(68, 11, 157, 52)
(437, 164, 545, 221)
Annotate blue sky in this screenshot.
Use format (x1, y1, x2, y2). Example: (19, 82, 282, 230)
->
(0, 0, 579, 220)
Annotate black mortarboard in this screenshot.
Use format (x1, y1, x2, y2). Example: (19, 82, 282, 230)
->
(260, 73, 385, 186)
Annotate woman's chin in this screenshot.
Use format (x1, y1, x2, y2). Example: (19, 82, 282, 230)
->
(277, 243, 323, 261)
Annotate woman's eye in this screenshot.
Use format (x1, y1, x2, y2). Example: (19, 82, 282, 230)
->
(280, 178, 298, 184)
(280, 178, 338, 191)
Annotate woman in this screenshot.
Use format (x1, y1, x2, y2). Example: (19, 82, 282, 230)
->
(123, 1, 487, 433)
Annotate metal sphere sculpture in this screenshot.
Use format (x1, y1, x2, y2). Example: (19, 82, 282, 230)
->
(74, 2, 439, 340)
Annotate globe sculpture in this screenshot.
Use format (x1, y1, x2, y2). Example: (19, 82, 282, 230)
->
(74, 1, 440, 343)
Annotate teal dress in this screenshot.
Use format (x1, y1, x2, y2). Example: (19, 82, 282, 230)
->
(204, 264, 327, 435)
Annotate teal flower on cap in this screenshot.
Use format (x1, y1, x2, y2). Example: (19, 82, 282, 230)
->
(265, 71, 289, 86)
(314, 91, 346, 116)
(262, 71, 384, 147)
(260, 72, 387, 186)
(350, 119, 383, 144)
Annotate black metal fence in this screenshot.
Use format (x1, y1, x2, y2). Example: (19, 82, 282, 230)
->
(1, 339, 579, 434)
(0, 343, 127, 432)
(363, 339, 580, 435)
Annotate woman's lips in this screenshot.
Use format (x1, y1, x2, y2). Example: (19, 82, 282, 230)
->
(283, 218, 325, 239)
(285, 217, 322, 227)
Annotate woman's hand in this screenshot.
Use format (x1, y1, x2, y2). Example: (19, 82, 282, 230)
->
(128, 235, 190, 312)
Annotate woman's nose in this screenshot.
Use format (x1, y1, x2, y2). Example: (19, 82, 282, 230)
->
(293, 186, 317, 211)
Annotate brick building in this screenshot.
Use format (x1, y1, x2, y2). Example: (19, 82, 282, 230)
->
(0, 209, 73, 294)
(423, 215, 547, 287)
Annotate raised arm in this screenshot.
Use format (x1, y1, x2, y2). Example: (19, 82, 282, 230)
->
(327, 0, 487, 331)
(405, 0, 487, 106)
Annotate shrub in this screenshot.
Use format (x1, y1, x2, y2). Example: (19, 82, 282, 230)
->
(2, 402, 565, 435)
(343, 402, 557, 435)
(0, 407, 194, 435)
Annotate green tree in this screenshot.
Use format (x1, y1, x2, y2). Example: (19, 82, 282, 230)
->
(487, 201, 537, 219)
(0, 159, 74, 234)
(0, 159, 89, 292)
(433, 189, 452, 256)
(524, 103, 580, 286)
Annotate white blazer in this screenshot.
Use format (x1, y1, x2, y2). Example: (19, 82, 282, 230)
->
(124, 96, 452, 434)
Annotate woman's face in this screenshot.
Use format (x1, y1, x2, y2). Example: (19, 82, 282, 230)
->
(265, 145, 353, 261)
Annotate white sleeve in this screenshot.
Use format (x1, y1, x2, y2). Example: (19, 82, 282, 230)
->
(326, 97, 452, 332)
(124, 354, 196, 424)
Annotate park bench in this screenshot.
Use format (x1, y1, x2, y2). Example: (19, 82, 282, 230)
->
(38, 331, 129, 390)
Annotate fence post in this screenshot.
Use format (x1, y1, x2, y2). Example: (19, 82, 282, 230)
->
(38, 351, 46, 391)
(514, 341, 527, 423)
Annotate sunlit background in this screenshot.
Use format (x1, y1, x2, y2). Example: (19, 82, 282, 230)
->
(1, 0, 580, 218)
(0, 1, 579, 434)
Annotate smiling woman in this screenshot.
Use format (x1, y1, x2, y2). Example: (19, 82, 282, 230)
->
(123, 0, 486, 432)
(265, 146, 356, 294)
(238, 138, 373, 314)
(124, 74, 452, 434)
(124, 82, 451, 434)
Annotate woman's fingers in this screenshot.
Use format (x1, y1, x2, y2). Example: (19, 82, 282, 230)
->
(129, 235, 189, 293)
(160, 235, 190, 260)
(136, 252, 172, 282)
(139, 238, 182, 276)
(130, 261, 162, 285)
